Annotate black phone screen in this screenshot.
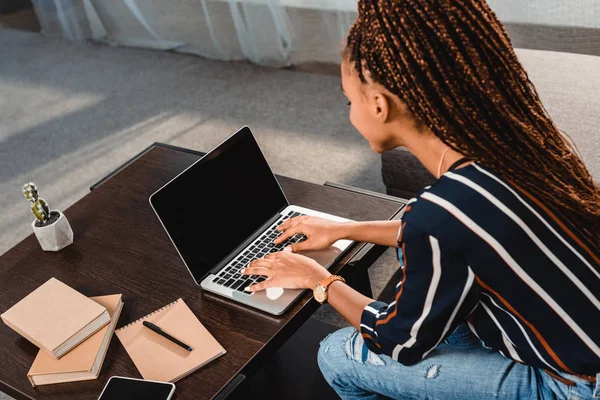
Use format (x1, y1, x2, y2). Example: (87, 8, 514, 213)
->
(99, 377, 174, 400)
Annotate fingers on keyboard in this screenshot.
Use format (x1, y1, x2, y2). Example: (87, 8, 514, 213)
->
(214, 213, 306, 290)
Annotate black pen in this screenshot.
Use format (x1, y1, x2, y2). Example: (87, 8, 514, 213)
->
(143, 321, 193, 352)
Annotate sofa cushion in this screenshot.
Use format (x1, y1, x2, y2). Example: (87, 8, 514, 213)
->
(382, 48, 600, 198)
(382, 148, 435, 199)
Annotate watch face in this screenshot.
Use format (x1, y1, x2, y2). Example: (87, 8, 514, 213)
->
(314, 285, 327, 303)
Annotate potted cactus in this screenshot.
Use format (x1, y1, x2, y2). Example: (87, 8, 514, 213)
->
(23, 182, 73, 251)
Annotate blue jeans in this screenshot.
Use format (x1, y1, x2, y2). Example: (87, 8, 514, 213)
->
(317, 324, 599, 399)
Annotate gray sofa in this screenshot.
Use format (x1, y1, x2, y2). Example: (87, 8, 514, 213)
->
(382, 48, 600, 199)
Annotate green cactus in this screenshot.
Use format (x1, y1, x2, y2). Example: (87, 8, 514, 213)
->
(23, 182, 50, 224)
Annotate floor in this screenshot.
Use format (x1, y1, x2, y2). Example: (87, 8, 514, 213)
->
(0, 10, 400, 400)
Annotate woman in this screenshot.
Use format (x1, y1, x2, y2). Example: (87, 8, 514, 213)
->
(242, 0, 600, 398)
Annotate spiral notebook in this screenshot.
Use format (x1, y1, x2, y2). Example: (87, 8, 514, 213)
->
(115, 298, 225, 382)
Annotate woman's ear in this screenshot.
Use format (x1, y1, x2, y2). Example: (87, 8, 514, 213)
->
(372, 92, 391, 123)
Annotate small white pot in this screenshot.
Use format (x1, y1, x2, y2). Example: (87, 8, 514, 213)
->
(31, 210, 74, 252)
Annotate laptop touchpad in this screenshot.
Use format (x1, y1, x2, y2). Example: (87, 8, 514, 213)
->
(266, 287, 285, 300)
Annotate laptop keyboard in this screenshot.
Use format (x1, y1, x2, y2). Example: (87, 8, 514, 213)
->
(212, 211, 307, 294)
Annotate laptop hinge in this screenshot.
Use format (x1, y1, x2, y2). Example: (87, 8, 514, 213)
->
(207, 211, 285, 276)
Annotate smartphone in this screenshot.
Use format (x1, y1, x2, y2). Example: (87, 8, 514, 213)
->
(98, 376, 175, 400)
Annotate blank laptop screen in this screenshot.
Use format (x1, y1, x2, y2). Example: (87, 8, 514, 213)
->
(150, 127, 288, 283)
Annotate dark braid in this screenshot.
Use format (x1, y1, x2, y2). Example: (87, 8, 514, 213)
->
(347, 0, 600, 252)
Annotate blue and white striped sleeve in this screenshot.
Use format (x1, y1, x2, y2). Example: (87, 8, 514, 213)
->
(359, 223, 479, 365)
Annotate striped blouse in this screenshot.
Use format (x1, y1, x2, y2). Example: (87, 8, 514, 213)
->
(360, 162, 600, 377)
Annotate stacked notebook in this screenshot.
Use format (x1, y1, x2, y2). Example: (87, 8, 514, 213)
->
(0, 277, 123, 386)
(27, 294, 123, 386)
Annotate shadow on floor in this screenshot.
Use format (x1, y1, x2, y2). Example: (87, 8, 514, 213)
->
(229, 317, 341, 400)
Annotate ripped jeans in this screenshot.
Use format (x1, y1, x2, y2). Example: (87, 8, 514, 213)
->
(318, 324, 599, 399)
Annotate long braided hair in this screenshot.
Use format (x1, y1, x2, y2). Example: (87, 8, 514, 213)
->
(346, 0, 600, 253)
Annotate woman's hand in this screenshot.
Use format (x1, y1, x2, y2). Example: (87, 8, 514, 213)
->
(274, 216, 347, 252)
(242, 251, 331, 292)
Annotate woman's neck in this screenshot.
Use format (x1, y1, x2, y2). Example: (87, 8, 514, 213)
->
(402, 133, 467, 178)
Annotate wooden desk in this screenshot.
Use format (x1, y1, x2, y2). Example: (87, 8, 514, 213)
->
(0, 144, 405, 400)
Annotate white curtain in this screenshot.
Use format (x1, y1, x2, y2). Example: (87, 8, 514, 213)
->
(31, 0, 357, 66)
(31, 0, 599, 66)
(487, 0, 599, 29)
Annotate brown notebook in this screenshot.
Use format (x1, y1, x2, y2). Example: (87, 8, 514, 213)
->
(116, 298, 225, 382)
(27, 294, 123, 387)
(1, 277, 110, 359)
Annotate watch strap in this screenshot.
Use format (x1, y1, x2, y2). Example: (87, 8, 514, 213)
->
(315, 275, 345, 304)
(319, 275, 345, 290)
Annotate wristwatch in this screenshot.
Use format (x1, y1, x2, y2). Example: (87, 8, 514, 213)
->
(313, 275, 345, 304)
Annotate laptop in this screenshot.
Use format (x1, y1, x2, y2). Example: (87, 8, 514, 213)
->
(150, 126, 353, 315)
